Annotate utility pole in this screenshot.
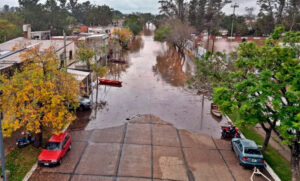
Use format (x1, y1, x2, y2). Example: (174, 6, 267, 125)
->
(230, 3, 239, 37)
(0, 90, 7, 181)
(63, 30, 67, 70)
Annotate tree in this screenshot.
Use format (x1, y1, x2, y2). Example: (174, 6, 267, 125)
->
(154, 26, 171, 42)
(0, 19, 21, 43)
(188, 0, 197, 26)
(220, 15, 249, 36)
(76, 44, 96, 70)
(18, 0, 48, 31)
(158, 0, 187, 21)
(124, 14, 144, 36)
(91, 63, 108, 105)
(113, 28, 132, 49)
(0, 46, 80, 147)
(209, 27, 300, 180)
(85, 5, 113, 26)
(154, 19, 195, 55)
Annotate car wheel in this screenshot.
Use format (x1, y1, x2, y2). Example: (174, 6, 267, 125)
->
(79, 106, 84, 111)
(68, 144, 72, 151)
(58, 158, 62, 165)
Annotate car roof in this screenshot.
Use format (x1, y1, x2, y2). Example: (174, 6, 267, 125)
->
(49, 133, 68, 142)
(240, 139, 258, 149)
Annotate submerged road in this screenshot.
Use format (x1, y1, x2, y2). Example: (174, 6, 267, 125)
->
(86, 29, 228, 138)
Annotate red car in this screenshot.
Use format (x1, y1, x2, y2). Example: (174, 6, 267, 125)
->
(38, 133, 71, 166)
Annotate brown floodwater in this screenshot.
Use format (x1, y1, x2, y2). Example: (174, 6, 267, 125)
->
(86, 28, 229, 138)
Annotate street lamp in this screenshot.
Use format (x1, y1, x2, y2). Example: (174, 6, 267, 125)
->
(230, 3, 239, 37)
(0, 90, 6, 181)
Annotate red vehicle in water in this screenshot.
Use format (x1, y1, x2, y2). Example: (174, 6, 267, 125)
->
(98, 78, 122, 87)
(38, 133, 71, 166)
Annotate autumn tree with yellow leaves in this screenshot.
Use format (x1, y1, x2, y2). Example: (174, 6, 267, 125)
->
(112, 28, 132, 49)
(0, 46, 80, 147)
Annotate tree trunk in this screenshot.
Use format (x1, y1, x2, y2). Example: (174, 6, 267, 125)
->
(33, 131, 43, 148)
(206, 29, 210, 50)
(291, 131, 300, 181)
(262, 128, 272, 151)
(96, 79, 99, 102)
(291, 142, 300, 181)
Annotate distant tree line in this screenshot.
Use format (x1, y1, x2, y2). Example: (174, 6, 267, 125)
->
(158, 0, 300, 37)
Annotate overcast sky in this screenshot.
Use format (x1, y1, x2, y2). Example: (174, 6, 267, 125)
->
(0, 0, 259, 15)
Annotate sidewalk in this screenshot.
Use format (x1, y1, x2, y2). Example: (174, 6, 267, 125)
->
(254, 124, 290, 162)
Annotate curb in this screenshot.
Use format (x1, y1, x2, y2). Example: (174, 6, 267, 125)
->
(22, 122, 71, 181)
(225, 115, 281, 181)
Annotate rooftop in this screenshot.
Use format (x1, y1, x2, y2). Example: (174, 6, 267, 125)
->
(0, 37, 73, 70)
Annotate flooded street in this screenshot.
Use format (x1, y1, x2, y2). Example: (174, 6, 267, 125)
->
(86, 29, 228, 138)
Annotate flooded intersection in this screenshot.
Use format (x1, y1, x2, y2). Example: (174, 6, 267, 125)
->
(87, 31, 228, 138)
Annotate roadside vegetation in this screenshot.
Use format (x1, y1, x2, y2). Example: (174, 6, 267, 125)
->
(230, 113, 292, 181)
(0, 46, 80, 147)
(240, 127, 291, 181)
(189, 28, 300, 180)
(4, 145, 40, 181)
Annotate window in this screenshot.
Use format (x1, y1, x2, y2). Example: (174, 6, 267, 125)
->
(45, 142, 61, 150)
(69, 51, 73, 60)
(244, 148, 261, 155)
(60, 53, 64, 60)
(237, 142, 243, 151)
(63, 135, 70, 147)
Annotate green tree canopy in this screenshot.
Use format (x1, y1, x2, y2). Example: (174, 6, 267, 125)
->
(202, 27, 300, 180)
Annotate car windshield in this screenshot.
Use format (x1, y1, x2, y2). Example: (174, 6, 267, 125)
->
(244, 148, 261, 155)
(45, 142, 61, 151)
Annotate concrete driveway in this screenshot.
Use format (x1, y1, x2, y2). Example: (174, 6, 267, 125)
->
(30, 115, 272, 181)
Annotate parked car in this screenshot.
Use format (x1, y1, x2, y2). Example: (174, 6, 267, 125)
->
(231, 138, 265, 168)
(38, 133, 71, 166)
(78, 96, 91, 111)
(67, 96, 91, 111)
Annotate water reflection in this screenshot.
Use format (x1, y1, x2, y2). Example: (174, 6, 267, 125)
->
(87, 30, 229, 138)
(153, 45, 192, 87)
(128, 36, 144, 53)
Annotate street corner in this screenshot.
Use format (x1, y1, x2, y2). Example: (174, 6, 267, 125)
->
(153, 146, 188, 181)
(70, 130, 93, 142)
(179, 129, 216, 149)
(40, 141, 87, 174)
(125, 123, 151, 145)
(71, 175, 114, 181)
(29, 172, 70, 181)
(75, 143, 121, 175)
(90, 125, 125, 143)
(184, 148, 233, 181)
(118, 144, 151, 178)
(152, 124, 180, 147)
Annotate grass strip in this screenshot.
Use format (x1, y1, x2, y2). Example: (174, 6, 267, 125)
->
(240, 126, 291, 181)
(2, 145, 40, 181)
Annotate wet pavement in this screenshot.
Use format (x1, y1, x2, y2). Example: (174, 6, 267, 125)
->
(30, 115, 273, 181)
(87, 30, 228, 138)
(29, 29, 274, 181)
